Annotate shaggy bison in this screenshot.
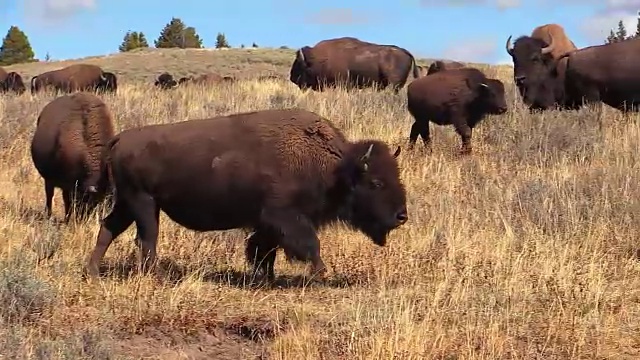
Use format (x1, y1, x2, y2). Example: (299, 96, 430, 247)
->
(30, 92, 115, 222)
(84, 108, 408, 281)
(98, 71, 118, 93)
(31, 64, 114, 94)
(505, 23, 578, 110)
(1, 72, 26, 94)
(426, 60, 465, 76)
(154, 72, 178, 89)
(407, 67, 507, 154)
(290, 37, 420, 93)
(563, 39, 640, 112)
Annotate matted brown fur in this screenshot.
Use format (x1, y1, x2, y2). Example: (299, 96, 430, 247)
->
(85, 108, 407, 280)
(531, 23, 578, 60)
(30, 91, 116, 220)
(32, 63, 106, 94)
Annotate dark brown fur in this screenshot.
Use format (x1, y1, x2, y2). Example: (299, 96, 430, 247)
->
(1, 72, 26, 94)
(0, 67, 8, 83)
(505, 23, 578, 110)
(31, 64, 110, 94)
(407, 68, 508, 154)
(30, 92, 116, 222)
(154, 72, 178, 89)
(290, 37, 420, 93)
(426, 60, 465, 75)
(564, 38, 640, 111)
(84, 108, 408, 281)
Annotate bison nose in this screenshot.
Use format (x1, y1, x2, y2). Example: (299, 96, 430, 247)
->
(395, 209, 408, 225)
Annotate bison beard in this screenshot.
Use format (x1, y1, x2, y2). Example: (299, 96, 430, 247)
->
(83, 109, 408, 282)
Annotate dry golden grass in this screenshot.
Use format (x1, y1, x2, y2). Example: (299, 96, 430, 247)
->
(1, 48, 639, 359)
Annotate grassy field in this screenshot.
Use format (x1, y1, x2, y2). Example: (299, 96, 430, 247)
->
(1, 47, 639, 359)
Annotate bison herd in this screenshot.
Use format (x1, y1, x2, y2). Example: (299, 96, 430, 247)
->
(1, 25, 636, 283)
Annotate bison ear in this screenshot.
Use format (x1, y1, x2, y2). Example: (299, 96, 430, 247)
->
(393, 146, 401, 158)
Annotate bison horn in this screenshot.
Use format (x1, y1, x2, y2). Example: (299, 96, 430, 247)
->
(86, 186, 98, 193)
(505, 35, 514, 55)
(480, 83, 489, 88)
(360, 143, 374, 166)
(296, 48, 305, 62)
(541, 31, 555, 55)
(100, 74, 107, 81)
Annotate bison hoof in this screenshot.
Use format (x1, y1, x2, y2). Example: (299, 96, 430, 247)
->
(82, 264, 100, 280)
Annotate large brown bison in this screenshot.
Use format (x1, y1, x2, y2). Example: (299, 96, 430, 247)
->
(31, 64, 114, 94)
(563, 38, 640, 112)
(154, 72, 178, 89)
(407, 67, 507, 154)
(84, 108, 408, 281)
(290, 37, 420, 93)
(1, 72, 26, 94)
(30, 92, 115, 222)
(426, 60, 465, 76)
(505, 23, 578, 110)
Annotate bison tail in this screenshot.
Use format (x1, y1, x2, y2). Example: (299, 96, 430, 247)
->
(30, 76, 38, 94)
(412, 57, 420, 79)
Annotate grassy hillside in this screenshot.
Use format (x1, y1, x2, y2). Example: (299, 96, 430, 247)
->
(4, 47, 512, 83)
(1, 48, 638, 359)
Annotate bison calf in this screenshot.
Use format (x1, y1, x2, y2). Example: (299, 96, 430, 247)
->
(407, 67, 507, 154)
(84, 108, 408, 281)
(30, 92, 115, 222)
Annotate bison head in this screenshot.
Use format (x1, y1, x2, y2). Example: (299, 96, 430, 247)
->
(505, 35, 561, 109)
(4, 72, 25, 94)
(289, 46, 313, 89)
(98, 72, 118, 93)
(476, 78, 508, 115)
(336, 141, 408, 246)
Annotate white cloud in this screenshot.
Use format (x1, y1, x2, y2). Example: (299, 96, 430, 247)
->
(580, 11, 637, 42)
(21, 0, 96, 24)
(442, 39, 497, 63)
(418, 0, 520, 9)
(305, 8, 374, 25)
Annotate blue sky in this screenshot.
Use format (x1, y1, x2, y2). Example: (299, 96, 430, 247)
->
(0, 0, 638, 64)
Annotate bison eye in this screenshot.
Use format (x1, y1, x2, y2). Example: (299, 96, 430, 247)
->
(369, 179, 384, 189)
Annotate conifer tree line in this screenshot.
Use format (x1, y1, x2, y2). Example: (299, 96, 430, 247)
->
(0, 17, 252, 66)
(605, 11, 640, 43)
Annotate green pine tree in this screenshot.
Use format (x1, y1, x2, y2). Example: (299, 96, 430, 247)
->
(154, 18, 203, 49)
(635, 11, 640, 39)
(606, 29, 617, 44)
(215, 33, 230, 48)
(615, 20, 628, 42)
(0, 26, 35, 65)
(119, 31, 149, 52)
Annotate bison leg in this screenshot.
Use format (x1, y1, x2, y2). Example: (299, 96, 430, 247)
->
(44, 180, 54, 218)
(120, 193, 161, 275)
(84, 199, 134, 278)
(260, 207, 326, 279)
(245, 230, 278, 281)
(454, 124, 473, 154)
(409, 121, 431, 151)
(62, 189, 74, 223)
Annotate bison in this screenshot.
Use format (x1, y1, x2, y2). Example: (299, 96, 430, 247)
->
(290, 37, 420, 93)
(30, 92, 115, 222)
(97, 71, 118, 93)
(426, 60, 465, 76)
(31, 64, 113, 95)
(154, 72, 178, 89)
(1, 72, 26, 94)
(407, 67, 507, 154)
(563, 38, 640, 112)
(505, 23, 579, 110)
(83, 108, 408, 281)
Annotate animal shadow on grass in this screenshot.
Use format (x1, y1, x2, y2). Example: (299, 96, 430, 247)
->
(97, 253, 356, 290)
